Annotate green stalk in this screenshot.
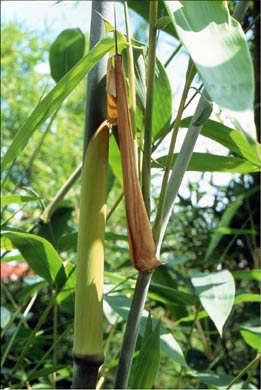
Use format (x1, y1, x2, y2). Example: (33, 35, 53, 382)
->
(153, 58, 196, 246)
(114, 271, 153, 389)
(40, 163, 81, 223)
(226, 354, 260, 389)
(142, 1, 158, 214)
(72, 3, 112, 388)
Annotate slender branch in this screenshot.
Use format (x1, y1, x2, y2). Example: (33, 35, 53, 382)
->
(153, 58, 196, 246)
(142, 1, 158, 214)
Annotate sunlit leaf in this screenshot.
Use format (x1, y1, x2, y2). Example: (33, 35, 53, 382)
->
(154, 153, 260, 173)
(190, 270, 235, 336)
(1, 195, 39, 206)
(2, 31, 126, 171)
(240, 322, 261, 352)
(180, 118, 261, 167)
(165, 0, 256, 139)
(232, 270, 261, 281)
(49, 28, 85, 82)
(1, 231, 67, 290)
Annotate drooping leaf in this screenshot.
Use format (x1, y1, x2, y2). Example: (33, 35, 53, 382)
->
(155, 153, 260, 173)
(165, 1, 256, 139)
(2, 31, 126, 172)
(190, 270, 235, 336)
(131, 319, 161, 389)
(180, 118, 261, 167)
(1, 231, 67, 290)
(56, 262, 76, 314)
(49, 28, 85, 82)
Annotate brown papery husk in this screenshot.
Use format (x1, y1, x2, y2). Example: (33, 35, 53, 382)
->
(112, 54, 162, 272)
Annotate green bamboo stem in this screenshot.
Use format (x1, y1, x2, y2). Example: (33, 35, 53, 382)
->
(114, 271, 153, 389)
(142, 1, 158, 214)
(72, 4, 113, 388)
(153, 58, 196, 246)
(40, 163, 81, 223)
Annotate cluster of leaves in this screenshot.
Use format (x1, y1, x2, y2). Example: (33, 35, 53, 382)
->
(1, 1, 261, 389)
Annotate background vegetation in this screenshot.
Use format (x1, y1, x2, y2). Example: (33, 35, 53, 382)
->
(1, 1, 260, 389)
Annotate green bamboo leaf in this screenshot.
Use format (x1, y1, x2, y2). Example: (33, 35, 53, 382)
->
(1, 194, 39, 206)
(49, 28, 85, 82)
(240, 325, 261, 352)
(180, 118, 261, 167)
(190, 270, 235, 336)
(1, 231, 67, 290)
(232, 270, 261, 281)
(165, 1, 256, 139)
(234, 294, 261, 304)
(56, 262, 76, 314)
(149, 283, 198, 306)
(155, 153, 260, 173)
(131, 320, 161, 389)
(2, 31, 126, 171)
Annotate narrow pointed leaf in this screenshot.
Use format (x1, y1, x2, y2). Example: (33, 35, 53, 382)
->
(155, 153, 260, 173)
(2, 31, 126, 171)
(240, 325, 261, 352)
(180, 118, 261, 167)
(1, 230, 67, 290)
(190, 270, 235, 336)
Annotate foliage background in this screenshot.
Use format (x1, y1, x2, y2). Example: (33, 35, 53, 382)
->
(1, 1, 260, 389)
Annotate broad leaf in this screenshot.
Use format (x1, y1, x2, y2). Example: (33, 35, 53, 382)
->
(2, 231, 67, 290)
(49, 28, 85, 82)
(180, 118, 261, 167)
(155, 153, 260, 173)
(190, 270, 235, 336)
(2, 31, 126, 172)
(165, 1, 256, 139)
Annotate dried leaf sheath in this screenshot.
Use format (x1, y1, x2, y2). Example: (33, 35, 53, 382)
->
(107, 55, 161, 272)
